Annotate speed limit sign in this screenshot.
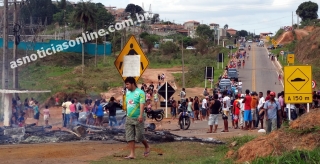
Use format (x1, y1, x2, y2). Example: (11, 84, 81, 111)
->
(312, 80, 316, 89)
(280, 51, 284, 55)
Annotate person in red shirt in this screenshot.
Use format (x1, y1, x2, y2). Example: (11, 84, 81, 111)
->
(233, 95, 241, 129)
(265, 90, 271, 101)
(242, 89, 252, 130)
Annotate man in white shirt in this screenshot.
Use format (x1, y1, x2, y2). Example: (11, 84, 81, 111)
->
(201, 96, 208, 121)
(237, 80, 243, 94)
(222, 91, 231, 132)
(239, 94, 245, 129)
(257, 92, 265, 129)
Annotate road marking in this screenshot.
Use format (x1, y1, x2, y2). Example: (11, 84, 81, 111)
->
(264, 47, 284, 88)
(252, 45, 256, 91)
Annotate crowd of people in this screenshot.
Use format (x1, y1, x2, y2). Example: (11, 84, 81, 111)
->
(10, 96, 44, 127)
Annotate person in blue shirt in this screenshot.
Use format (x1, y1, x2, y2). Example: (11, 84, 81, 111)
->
(262, 91, 281, 134)
(95, 100, 105, 126)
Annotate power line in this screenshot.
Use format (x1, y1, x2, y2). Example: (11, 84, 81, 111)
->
(232, 16, 292, 27)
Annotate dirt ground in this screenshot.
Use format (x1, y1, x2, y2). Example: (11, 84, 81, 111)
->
(0, 141, 126, 164)
(276, 27, 310, 44)
(233, 108, 320, 162)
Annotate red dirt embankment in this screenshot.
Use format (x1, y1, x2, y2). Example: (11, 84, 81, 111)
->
(276, 26, 313, 45)
(232, 108, 320, 163)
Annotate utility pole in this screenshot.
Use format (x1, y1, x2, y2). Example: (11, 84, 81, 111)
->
(296, 14, 298, 29)
(182, 38, 185, 88)
(292, 11, 293, 29)
(81, 25, 84, 75)
(13, 0, 19, 94)
(63, 9, 66, 39)
(95, 23, 97, 67)
(1, 0, 9, 120)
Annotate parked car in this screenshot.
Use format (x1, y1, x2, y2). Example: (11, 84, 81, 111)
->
(186, 46, 196, 50)
(267, 45, 275, 49)
(239, 46, 245, 50)
(277, 44, 283, 48)
(247, 39, 252, 43)
(78, 103, 127, 124)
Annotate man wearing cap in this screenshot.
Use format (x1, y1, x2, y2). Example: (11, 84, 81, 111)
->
(262, 91, 281, 134)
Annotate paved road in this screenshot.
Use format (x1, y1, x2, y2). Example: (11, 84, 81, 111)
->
(239, 43, 284, 95)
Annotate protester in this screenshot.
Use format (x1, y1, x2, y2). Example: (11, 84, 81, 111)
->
(43, 105, 50, 126)
(124, 77, 150, 159)
(207, 94, 221, 133)
(262, 91, 281, 134)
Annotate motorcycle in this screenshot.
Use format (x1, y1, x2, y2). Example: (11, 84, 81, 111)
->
(248, 46, 251, 51)
(144, 108, 164, 122)
(178, 103, 191, 130)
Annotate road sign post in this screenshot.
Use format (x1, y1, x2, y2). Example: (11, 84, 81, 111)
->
(114, 35, 149, 82)
(158, 82, 175, 118)
(287, 54, 294, 65)
(114, 35, 149, 111)
(284, 65, 312, 116)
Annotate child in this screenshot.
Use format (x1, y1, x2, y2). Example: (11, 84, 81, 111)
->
(55, 97, 59, 106)
(33, 101, 40, 126)
(146, 99, 152, 112)
(17, 112, 25, 127)
(43, 105, 50, 126)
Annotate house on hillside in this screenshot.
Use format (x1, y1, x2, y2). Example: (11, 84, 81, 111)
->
(260, 32, 273, 38)
(209, 23, 219, 30)
(183, 20, 200, 38)
(226, 28, 237, 35)
(106, 8, 128, 22)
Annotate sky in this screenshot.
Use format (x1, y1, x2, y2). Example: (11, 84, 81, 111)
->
(89, 0, 319, 34)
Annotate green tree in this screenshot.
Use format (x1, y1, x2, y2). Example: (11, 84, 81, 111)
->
(196, 24, 214, 39)
(296, 1, 318, 21)
(73, 1, 96, 30)
(151, 13, 160, 24)
(19, 0, 56, 25)
(194, 38, 209, 55)
(95, 3, 115, 29)
(237, 30, 248, 37)
(224, 24, 228, 29)
(160, 41, 179, 55)
(125, 3, 144, 20)
(139, 32, 149, 38)
(143, 34, 159, 53)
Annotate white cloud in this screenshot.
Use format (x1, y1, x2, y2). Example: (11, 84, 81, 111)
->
(92, 0, 319, 33)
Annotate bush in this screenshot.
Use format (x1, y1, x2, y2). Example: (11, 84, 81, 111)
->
(160, 41, 179, 55)
(101, 81, 109, 91)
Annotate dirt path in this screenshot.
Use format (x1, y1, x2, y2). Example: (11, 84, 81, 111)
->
(0, 141, 125, 164)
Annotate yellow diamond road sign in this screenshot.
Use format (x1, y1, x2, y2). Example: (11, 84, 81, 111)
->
(114, 35, 149, 82)
(284, 65, 312, 103)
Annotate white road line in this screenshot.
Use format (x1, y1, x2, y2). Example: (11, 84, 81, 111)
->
(264, 47, 284, 88)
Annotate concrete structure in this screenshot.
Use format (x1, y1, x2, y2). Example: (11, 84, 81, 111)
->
(260, 32, 273, 38)
(226, 28, 237, 35)
(219, 28, 227, 38)
(0, 90, 51, 126)
(183, 20, 200, 38)
(209, 23, 219, 30)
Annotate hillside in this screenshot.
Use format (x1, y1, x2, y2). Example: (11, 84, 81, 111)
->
(276, 27, 313, 45)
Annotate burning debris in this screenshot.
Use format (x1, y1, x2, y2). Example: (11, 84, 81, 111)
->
(0, 123, 225, 145)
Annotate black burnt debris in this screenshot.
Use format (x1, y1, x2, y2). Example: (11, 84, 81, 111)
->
(0, 123, 225, 145)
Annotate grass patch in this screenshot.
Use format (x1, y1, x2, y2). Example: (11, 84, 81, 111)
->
(230, 135, 256, 150)
(252, 147, 320, 164)
(172, 47, 237, 88)
(91, 142, 234, 164)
